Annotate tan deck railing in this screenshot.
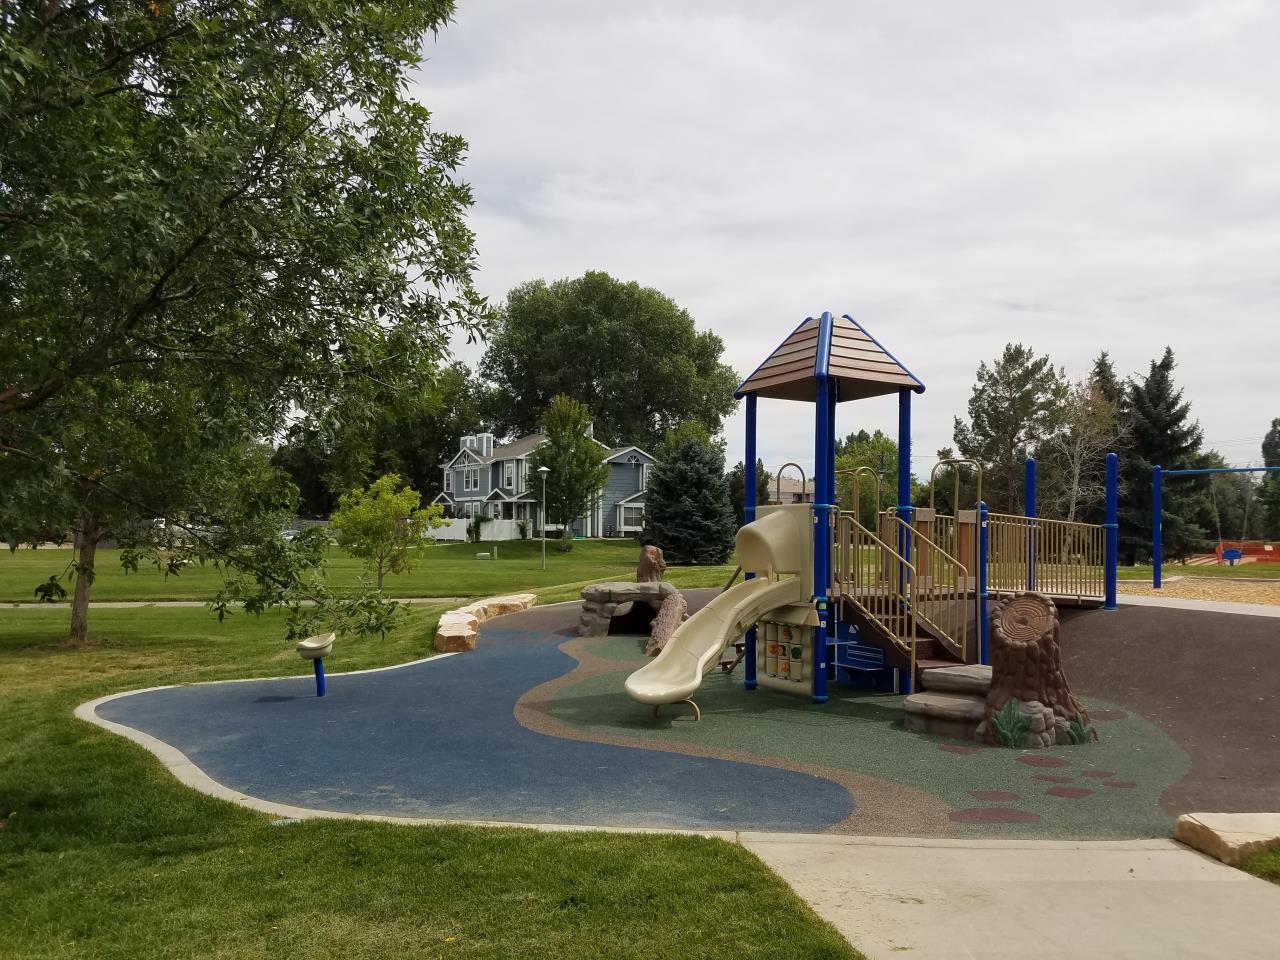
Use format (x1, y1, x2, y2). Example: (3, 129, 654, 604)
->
(985, 513, 1105, 600)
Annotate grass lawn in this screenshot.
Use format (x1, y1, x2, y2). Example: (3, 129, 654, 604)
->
(0, 539, 738, 604)
(0, 604, 857, 959)
(1242, 849, 1280, 886)
(1117, 563, 1280, 580)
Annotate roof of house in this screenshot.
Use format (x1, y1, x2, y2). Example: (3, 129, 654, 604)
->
(490, 433, 546, 460)
(735, 313, 925, 403)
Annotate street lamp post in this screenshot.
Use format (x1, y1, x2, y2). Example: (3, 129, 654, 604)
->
(538, 466, 550, 571)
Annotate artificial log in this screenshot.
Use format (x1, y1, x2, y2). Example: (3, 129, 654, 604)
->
(636, 544, 667, 583)
(981, 592, 1090, 747)
(645, 590, 688, 656)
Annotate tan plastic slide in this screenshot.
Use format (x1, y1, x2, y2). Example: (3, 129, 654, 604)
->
(624, 504, 813, 712)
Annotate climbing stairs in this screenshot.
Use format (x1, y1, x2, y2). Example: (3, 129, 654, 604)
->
(903, 664, 991, 739)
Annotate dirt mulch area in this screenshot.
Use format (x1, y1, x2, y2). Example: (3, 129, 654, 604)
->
(1118, 578, 1280, 606)
(1061, 605, 1280, 815)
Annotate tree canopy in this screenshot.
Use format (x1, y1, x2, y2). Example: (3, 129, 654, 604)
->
(480, 272, 738, 451)
(0, 2, 482, 641)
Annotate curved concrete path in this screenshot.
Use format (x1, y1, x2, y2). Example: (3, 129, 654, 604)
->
(87, 612, 853, 832)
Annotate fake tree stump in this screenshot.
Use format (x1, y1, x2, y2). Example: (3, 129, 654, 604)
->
(977, 593, 1093, 748)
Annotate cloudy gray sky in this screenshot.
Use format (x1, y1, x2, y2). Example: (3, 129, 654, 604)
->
(418, 0, 1279, 476)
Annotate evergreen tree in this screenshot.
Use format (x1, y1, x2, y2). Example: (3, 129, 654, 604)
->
(953, 344, 1068, 513)
(726, 459, 772, 524)
(1090, 351, 1127, 413)
(644, 438, 737, 564)
(1258, 419, 1280, 539)
(1118, 348, 1206, 563)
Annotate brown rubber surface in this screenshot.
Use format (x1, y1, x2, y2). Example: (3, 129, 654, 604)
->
(1059, 605, 1280, 814)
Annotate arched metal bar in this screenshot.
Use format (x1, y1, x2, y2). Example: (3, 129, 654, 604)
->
(774, 462, 807, 504)
(835, 465, 882, 517)
(929, 458, 982, 513)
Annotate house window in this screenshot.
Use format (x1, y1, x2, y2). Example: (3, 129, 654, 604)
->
(444, 471, 452, 493)
(504, 462, 514, 489)
(464, 467, 478, 491)
(621, 506, 644, 529)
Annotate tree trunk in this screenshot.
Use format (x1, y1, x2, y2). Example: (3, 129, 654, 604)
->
(981, 593, 1089, 746)
(70, 524, 99, 646)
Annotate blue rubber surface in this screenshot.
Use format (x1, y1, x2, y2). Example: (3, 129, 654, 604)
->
(98, 626, 854, 831)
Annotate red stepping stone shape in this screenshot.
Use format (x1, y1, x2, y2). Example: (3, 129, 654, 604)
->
(1081, 770, 1118, 779)
(1104, 780, 1138, 789)
(970, 790, 1020, 802)
(1032, 773, 1075, 784)
(1091, 709, 1128, 721)
(1046, 785, 1094, 799)
(950, 808, 1042, 824)
(938, 744, 980, 755)
(1016, 755, 1069, 768)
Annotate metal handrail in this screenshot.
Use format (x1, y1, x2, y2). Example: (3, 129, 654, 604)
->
(720, 565, 743, 593)
(882, 514, 970, 662)
(833, 511, 918, 683)
(835, 465, 882, 519)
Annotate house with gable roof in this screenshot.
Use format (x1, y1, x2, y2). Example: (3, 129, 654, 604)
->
(433, 429, 657, 540)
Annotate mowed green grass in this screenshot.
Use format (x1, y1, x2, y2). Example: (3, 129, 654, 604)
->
(1117, 563, 1280, 580)
(0, 605, 857, 960)
(0, 539, 738, 603)
(1242, 849, 1280, 886)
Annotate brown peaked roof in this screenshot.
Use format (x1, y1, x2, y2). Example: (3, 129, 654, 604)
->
(735, 313, 925, 402)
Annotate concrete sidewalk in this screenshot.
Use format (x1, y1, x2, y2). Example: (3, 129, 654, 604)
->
(1119, 594, 1280, 617)
(742, 833, 1280, 960)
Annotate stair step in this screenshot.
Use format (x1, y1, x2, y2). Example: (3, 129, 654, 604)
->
(920, 664, 992, 696)
(914, 657, 960, 671)
(903, 691, 986, 722)
(902, 690, 985, 740)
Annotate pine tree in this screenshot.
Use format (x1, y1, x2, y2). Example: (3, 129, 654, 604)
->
(1258, 418, 1280, 540)
(953, 344, 1067, 513)
(644, 438, 737, 564)
(1090, 351, 1126, 413)
(1118, 348, 1206, 563)
(726, 459, 772, 524)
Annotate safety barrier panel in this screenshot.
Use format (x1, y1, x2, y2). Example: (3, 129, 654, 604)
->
(985, 513, 1105, 601)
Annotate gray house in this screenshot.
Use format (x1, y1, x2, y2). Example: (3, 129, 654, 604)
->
(433, 431, 656, 540)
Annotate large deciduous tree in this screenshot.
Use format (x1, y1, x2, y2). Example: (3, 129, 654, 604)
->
(834, 429, 907, 528)
(0, 2, 484, 642)
(1036, 379, 1126, 522)
(528, 396, 609, 552)
(480, 272, 738, 450)
(954, 344, 1067, 513)
(643, 438, 736, 565)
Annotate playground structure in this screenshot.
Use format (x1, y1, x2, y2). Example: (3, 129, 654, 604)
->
(627, 312, 1120, 714)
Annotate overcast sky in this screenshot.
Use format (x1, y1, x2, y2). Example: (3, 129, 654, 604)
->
(418, 0, 1279, 477)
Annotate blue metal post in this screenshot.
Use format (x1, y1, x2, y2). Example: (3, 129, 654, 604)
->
(313, 658, 326, 697)
(1152, 465, 1163, 589)
(1024, 457, 1037, 591)
(896, 389, 913, 558)
(978, 501, 990, 664)
(811, 313, 834, 704)
(743, 394, 758, 691)
(1104, 452, 1118, 610)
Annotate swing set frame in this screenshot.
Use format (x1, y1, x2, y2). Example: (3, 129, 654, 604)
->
(1152, 464, 1280, 588)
